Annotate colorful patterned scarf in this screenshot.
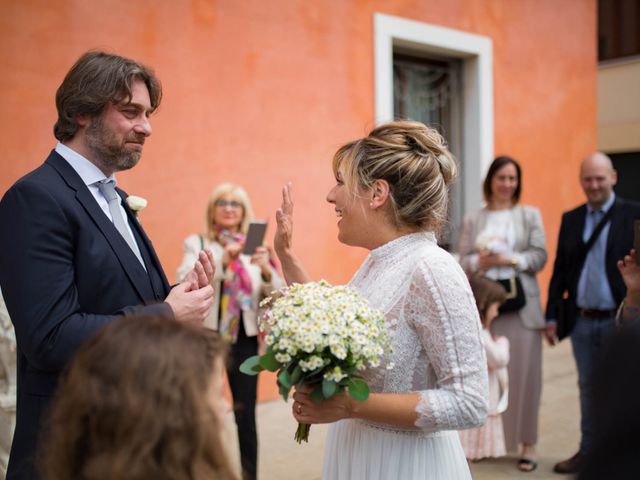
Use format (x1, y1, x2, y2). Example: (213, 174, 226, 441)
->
(216, 229, 253, 344)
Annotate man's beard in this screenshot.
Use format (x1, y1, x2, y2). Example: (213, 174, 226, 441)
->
(85, 117, 145, 173)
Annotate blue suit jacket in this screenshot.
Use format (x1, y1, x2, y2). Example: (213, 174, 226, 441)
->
(0, 151, 172, 479)
(545, 197, 640, 339)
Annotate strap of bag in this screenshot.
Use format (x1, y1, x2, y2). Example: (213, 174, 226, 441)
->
(553, 205, 614, 329)
(584, 205, 614, 253)
(579, 204, 615, 267)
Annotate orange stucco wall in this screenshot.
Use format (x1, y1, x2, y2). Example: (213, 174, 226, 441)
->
(0, 0, 596, 401)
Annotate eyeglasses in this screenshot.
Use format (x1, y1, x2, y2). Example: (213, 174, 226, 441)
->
(215, 200, 243, 209)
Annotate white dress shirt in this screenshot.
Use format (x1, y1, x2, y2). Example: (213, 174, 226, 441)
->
(54, 143, 144, 265)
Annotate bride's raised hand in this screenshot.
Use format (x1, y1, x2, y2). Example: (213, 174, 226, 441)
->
(274, 182, 294, 258)
(274, 182, 311, 284)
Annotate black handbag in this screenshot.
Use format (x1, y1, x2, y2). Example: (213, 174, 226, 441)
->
(497, 276, 526, 313)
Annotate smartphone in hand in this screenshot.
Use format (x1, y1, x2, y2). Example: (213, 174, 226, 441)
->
(243, 221, 268, 255)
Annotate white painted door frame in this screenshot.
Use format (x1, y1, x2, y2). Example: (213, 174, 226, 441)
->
(374, 13, 494, 214)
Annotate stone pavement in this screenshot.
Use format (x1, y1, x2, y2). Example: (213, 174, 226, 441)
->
(223, 339, 580, 479)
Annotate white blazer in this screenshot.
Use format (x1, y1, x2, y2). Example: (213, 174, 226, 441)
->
(176, 233, 284, 335)
(458, 205, 548, 329)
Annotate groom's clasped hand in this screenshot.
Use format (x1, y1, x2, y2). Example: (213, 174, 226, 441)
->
(166, 249, 216, 324)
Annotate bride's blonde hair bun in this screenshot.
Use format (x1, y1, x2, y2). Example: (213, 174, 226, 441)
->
(332, 120, 457, 231)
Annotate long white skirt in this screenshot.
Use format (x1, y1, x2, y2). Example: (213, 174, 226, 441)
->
(323, 419, 472, 480)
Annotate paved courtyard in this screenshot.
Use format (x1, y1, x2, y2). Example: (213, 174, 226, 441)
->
(221, 339, 580, 479)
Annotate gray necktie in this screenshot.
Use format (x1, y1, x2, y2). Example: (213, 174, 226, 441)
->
(583, 209, 603, 306)
(97, 180, 145, 267)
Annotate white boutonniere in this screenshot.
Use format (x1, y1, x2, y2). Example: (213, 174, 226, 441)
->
(126, 195, 148, 217)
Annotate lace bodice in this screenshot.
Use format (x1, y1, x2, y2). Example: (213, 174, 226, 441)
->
(350, 232, 488, 431)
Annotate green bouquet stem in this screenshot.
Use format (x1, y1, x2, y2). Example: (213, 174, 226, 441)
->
(295, 422, 311, 443)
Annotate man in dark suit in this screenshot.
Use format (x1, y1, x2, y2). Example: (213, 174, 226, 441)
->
(545, 152, 640, 474)
(0, 51, 215, 479)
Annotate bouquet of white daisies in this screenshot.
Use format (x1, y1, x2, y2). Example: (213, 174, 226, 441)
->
(240, 280, 392, 443)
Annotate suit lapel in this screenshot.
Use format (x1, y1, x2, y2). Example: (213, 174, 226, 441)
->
(568, 205, 588, 291)
(512, 206, 527, 251)
(45, 151, 155, 301)
(605, 198, 623, 258)
(575, 205, 587, 244)
(121, 195, 171, 296)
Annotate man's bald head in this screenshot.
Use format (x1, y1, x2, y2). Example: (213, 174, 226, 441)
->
(580, 151, 617, 209)
(580, 152, 614, 175)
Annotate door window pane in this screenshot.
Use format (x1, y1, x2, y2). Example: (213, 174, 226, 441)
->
(393, 53, 463, 250)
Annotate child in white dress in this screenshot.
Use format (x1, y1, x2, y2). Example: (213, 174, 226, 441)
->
(459, 275, 510, 460)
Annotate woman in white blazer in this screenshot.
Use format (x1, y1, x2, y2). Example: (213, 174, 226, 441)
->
(458, 156, 547, 473)
(177, 183, 283, 480)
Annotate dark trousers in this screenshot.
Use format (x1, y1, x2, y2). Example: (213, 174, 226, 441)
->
(570, 314, 615, 453)
(227, 322, 258, 480)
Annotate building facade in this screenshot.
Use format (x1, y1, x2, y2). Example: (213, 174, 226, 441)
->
(0, 1, 596, 405)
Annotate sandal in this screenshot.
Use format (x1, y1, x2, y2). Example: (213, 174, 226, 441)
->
(517, 458, 538, 472)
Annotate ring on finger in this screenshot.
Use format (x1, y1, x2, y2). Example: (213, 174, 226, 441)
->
(297, 403, 303, 415)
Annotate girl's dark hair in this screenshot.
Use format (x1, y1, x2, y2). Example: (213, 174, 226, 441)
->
(54, 50, 162, 141)
(482, 155, 522, 204)
(40, 314, 236, 480)
(468, 275, 508, 326)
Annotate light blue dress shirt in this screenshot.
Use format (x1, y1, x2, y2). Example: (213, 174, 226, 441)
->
(576, 193, 616, 310)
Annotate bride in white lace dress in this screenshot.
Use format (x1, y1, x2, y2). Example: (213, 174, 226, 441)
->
(274, 121, 488, 480)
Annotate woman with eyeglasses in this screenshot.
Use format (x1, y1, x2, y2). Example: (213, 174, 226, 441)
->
(177, 183, 283, 480)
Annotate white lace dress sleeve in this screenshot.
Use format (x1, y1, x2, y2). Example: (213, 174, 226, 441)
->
(409, 257, 489, 431)
(323, 232, 487, 480)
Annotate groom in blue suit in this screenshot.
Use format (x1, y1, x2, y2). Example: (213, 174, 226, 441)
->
(0, 51, 215, 479)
